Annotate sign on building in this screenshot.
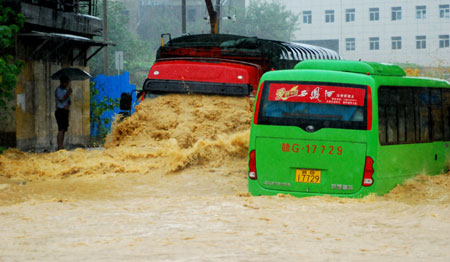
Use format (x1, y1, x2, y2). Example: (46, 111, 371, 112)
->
(115, 51, 124, 74)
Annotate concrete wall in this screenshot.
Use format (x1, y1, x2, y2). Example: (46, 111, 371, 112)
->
(21, 2, 103, 37)
(0, 1, 102, 151)
(0, 96, 17, 147)
(13, 61, 90, 151)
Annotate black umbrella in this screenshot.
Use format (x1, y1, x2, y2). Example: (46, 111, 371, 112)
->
(51, 68, 92, 81)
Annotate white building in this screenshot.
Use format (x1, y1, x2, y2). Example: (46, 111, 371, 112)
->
(278, 0, 450, 67)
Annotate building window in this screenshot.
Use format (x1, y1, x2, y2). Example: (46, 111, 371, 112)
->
(346, 8, 355, 22)
(325, 10, 334, 23)
(416, 35, 426, 49)
(440, 35, 450, 48)
(392, 7, 402, 21)
(188, 8, 196, 22)
(369, 37, 379, 50)
(440, 5, 450, 18)
(346, 38, 355, 51)
(303, 11, 312, 24)
(369, 8, 379, 21)
(391, 36, 402, 50)
(416, 5, 426, 19)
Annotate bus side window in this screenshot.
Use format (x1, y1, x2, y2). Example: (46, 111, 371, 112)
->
(398, 107, 406, 143)
(378, 88, 388, 145)
(398, 88, 413, 143)
(379, 105, 387, 144)
(405, 105, 416, 143)
(418, 106, 430, 142)
(380, 86, 449, 145)
(387, 89, 399, 143)
(431, 89, 443, 141)
(387, 106, 398, 144)
(415, 88, 430, 142)
(443, 90, 450, 140)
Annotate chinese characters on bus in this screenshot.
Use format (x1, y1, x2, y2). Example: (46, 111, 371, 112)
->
(269, 83, 366, 106)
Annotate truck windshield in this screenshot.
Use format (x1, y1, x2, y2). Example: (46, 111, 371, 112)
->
(257, 81, 368, 131)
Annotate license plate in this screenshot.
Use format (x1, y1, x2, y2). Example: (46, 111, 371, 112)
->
(295, 169, 321, 184)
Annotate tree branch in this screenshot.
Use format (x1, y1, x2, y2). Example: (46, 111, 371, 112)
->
(204, 0, 217, 34)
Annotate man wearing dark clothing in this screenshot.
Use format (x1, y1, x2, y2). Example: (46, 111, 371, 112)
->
(54, 75, 72, 150)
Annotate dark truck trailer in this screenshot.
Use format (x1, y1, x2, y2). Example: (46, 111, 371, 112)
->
(142, 34, 341, 97)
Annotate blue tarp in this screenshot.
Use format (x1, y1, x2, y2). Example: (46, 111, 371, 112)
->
(90, 72, 137, 137)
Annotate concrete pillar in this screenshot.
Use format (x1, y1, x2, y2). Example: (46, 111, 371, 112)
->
(15, 61, 37, 150)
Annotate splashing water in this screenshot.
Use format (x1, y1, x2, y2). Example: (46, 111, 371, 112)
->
(1, 94, 450, 261)
(0, 94, 449, 204)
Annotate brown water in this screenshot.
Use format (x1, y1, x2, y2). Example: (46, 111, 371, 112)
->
(1, 95, 449, 261)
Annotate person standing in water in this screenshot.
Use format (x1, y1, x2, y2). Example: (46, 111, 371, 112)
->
(54, 75, 72, 150)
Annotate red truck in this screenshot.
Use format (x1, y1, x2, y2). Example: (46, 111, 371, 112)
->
(142, 34, 340, 97)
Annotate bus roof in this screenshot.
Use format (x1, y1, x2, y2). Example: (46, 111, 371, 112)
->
(293, 60, 450, 88)
(295, 60, 406, 77)
(259, 60, 450, 90)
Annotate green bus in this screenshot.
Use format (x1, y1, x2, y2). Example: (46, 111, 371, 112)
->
(248, 60, 450, 198)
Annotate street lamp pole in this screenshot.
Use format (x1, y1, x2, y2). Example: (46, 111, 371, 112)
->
(182, 0, 186, 34)
(215, 0, 220, 34)
(103, 0, 109, 75)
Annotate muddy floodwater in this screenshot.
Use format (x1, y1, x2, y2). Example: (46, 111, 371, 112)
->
(1, 95, 449, 261)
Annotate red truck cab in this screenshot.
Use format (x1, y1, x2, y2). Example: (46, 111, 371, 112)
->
(143, 58, 263, 96)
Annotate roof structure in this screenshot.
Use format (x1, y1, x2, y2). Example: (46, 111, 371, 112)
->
(295, 60, 406, 77)
(18, 31, 115, 66)
(157, 34, 340, 70)
(273, 41, 340, 61)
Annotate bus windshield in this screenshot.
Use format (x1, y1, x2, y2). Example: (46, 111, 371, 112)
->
(257, 81, 368, 131)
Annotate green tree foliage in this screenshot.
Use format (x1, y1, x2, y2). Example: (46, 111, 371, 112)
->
(137, 0, 299, 42)
(89, 82, 119, 140)
(89, 1, 154, 87)
(90, 0, 298, 86)
(0, 1, 25, 112)
(222, 0, 299, 41)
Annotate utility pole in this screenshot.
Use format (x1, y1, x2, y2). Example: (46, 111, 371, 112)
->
(103, 0, 109, 75)
(181, 0, 186, 34)
(215, 0, 220, 34)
